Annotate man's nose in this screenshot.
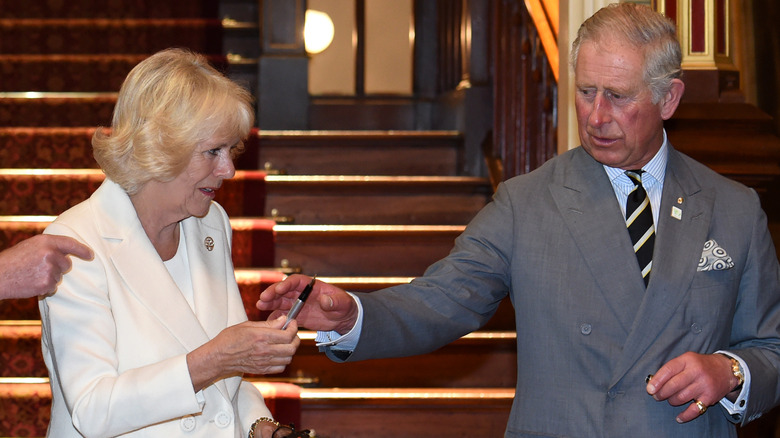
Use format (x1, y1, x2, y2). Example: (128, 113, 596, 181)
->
(588, 94, 611, 127)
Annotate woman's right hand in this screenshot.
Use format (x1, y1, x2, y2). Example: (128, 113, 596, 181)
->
(186, 316, 300, 392)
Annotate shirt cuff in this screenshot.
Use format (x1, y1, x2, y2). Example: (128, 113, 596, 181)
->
(315, 292, 363, 351)
(715, 350, 750, 419)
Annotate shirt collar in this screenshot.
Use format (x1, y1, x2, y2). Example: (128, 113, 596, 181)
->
(604, 129, 668, 186)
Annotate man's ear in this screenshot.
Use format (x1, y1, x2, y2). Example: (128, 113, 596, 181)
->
(660, 78, 685, 120)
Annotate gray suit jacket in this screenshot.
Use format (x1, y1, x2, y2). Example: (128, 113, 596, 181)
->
(338, 146, 780, 437)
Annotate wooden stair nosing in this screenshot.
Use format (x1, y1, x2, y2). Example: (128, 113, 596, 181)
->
(256, 130, 462, 144)
(0, 379, 513, 438)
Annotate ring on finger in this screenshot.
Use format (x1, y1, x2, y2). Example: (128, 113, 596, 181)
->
(694, 399, 707, 415)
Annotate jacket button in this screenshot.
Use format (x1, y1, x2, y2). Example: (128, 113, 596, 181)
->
(215, 411, 232, 428)
(690, 323, 702, 334)
(180, 415, 196, 431)
(580, 323, 592, 335)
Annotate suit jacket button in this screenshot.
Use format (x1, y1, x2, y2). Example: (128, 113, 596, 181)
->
(580, 323, 592, 335)
(180, 415, 196, 431)
(690, 323, 702, 334)
(215, 411, 232, 428)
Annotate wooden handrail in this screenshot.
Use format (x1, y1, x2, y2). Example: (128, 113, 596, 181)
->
(523, 0, 559, 81)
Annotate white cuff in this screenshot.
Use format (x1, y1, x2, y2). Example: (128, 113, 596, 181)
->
(715, 350, 750, 418)
(315, 292, 363, 351)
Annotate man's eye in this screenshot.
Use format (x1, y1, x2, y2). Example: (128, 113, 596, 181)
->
(207, 148, 220, 156)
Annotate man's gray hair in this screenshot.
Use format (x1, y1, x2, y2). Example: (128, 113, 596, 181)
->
(570, 3, 682, 104)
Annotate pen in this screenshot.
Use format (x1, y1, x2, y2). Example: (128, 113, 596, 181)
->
(281, 276, 316, 330)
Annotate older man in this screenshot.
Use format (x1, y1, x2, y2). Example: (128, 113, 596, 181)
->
(259, 3, 780, 436)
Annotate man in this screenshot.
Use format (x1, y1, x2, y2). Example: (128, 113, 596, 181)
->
(258, 3, 780, 436)
(0, 234, 92, 300)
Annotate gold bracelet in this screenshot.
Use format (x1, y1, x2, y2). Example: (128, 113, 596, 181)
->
(249, 417, 279, 438)
(719, 353, 745, 391)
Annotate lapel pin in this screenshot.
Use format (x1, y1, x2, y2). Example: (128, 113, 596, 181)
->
(671, 206, 682, 221)
(677, 197, 683, 204)
(204, 236, 214, 251)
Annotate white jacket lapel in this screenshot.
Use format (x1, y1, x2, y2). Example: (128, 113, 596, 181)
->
(93, 180, 211, 352)
(183, 215, 230, 340)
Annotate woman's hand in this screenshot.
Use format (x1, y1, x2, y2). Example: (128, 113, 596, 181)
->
(186, 316, 300, 392)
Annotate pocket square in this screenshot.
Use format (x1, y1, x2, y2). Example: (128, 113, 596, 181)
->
(697, 239, 734, 271)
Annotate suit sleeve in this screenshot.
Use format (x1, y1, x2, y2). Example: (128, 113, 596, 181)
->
(347, 181, 516, 361)
(724, 190, 780, 424)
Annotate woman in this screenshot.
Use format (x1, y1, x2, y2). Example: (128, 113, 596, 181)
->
(39, 48, 298, 438)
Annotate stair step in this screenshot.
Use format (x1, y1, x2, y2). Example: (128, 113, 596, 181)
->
(0, 127, 98, 169)
(297, 387, 512, 438)
(252, 130, 463, 176)
(0, 379, 513, 438)
(0, 216, 275, 268)
(260, 331, 517, 389)
(0, 170, 488, 224)
(0, 18, 223, 55)
(0, 55, 228, 92)
(0, 217, 463, 275)
(668, 102, 776, 133)
(264, 175, 490, 225)
(0, 126, 256, 170)
(0, 169, 266, 217)
(0, 272, 515, 329)
(273, 224, 463, 276)
(0, 128, 464, 176)
(0, 93, 116, 127)
(0, 323, 516, 387)
(0, 0, 219, 19)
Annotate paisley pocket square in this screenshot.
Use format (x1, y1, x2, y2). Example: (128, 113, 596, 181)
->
(697, 239, 734, 271)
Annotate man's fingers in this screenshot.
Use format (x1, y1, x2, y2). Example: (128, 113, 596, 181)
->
(52, 235, 94, 260)
(676, 400, 709, 424)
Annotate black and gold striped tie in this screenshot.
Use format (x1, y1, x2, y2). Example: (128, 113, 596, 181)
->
(625, 170, 655, 286)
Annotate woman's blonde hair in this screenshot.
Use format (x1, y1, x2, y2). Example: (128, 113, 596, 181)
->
(93, 48, 254, 195)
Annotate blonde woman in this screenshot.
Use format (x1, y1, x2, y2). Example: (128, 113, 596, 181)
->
(40, 48, 297, 438)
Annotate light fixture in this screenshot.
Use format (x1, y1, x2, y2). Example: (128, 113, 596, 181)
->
(304, 9, 335, 54)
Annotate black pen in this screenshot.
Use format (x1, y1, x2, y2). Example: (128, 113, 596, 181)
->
(281, 276, 316, 330)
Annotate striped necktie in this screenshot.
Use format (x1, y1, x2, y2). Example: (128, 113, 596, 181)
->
(625, 170, 655, 287)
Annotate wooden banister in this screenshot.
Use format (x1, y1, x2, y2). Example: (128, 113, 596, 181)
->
(490, 0, 558, 183)
(523, 0, 559, 81)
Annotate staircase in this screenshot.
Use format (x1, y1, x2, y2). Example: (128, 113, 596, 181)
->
(0, 2, 513, 437)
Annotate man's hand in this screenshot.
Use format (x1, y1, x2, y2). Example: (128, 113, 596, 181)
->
(0, 235, 93, 300)
(646, 352, 742, 423)
(257, 274, 359, 334)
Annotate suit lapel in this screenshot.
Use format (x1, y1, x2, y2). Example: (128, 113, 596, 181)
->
(184, 216, 230, 340)
(610, 147, 714, 384)
(92, 180, 212, 353)
(549, 148, 646, 334)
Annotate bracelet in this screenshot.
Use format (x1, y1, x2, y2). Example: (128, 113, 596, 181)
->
(719, 353, 745, 392)
(249, 417, 279, 438)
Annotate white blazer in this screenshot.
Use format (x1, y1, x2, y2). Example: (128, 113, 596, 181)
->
(39, 179, 270, 438)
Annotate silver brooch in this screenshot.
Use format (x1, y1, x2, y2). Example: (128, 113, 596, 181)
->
(204, 236, 214, 251)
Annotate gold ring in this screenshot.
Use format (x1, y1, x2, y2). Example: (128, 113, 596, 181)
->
(695, 400, 707, 415)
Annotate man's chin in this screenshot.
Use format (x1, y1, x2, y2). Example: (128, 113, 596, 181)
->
(582, 146, 629, 168)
